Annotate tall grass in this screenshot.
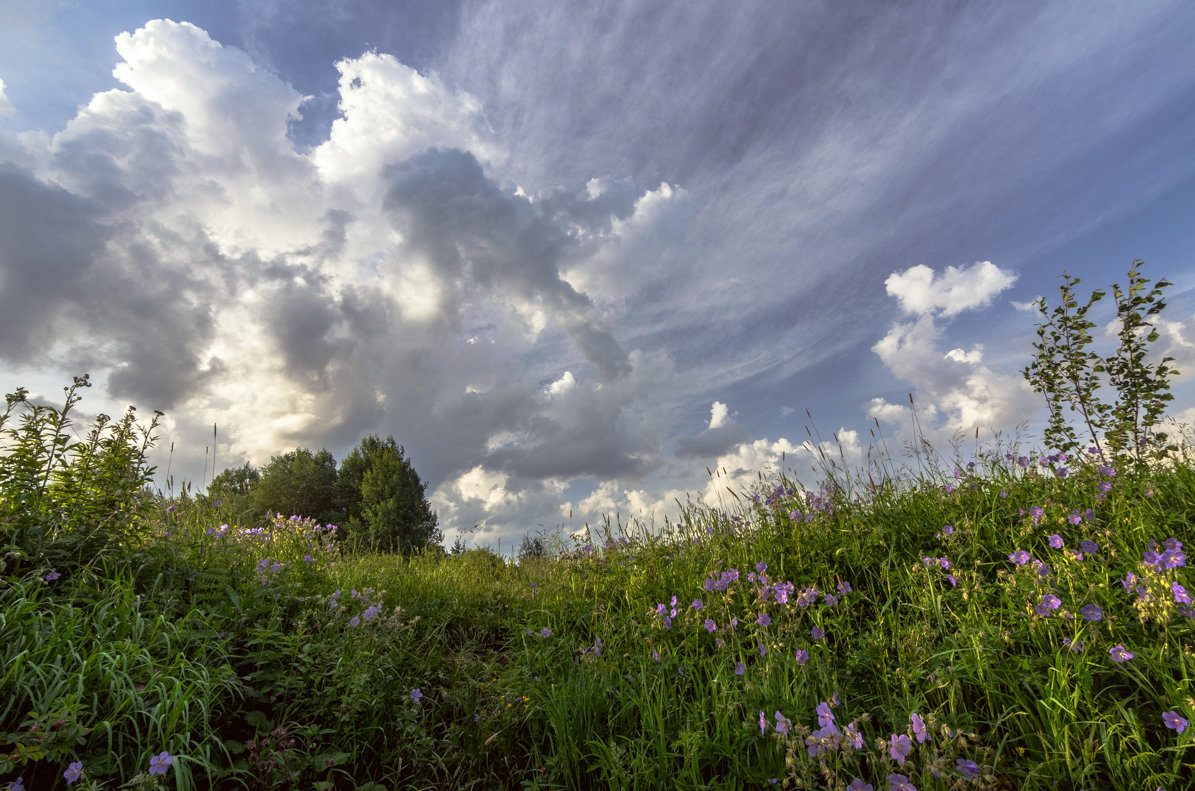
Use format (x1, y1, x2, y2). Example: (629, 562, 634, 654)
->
(2, 380, 1193, 789)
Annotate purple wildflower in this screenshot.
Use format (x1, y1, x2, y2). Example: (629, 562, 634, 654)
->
(811, 626, 824, 640)
(735, 661, 745, 676)
(348, 616, 360, 627)
(148, 751, 173, 775)
(816, 701, 835, 726)
(759, 643, 767, 657)
(1036, 593, 1062, 616)
(889, 733, 912, 764)
(759, 710, 767, 735)
(838, 580, 852, 594)
(1080, 540, 1098, 555)
(774, 710, 792, 734)
(652, 649, 660, 662)
(1049, 534, 1064, 549)
(795, 649, 809, 664)
(411, 688, 423, 702)
(540, 627, 552, 637)
(940, 525, 954, 537)
(824, 594, 839, 607)
(1173, 583, 1191, 605)
(691, 599, 703, 610)
(64, 763, 83, 785)
(704, 618, 716, 633)
(956, 758, 980, 778)
(1109, 645, 1134, 663)
(847, 780, 873, 791)
(8, 778, 24, 791)
(1080, 604, 1103, 621)
(911, 712, 928, 743)
(44, 571, 61, 581)
(888, 773, 916, 791)
(1163, 711, 1188, 733)
(756, 561, 767, 574)
(1009, 550, 1030, 565)
(757, 612, 771, 627)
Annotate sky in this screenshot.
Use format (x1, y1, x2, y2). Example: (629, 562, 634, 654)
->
(2, 1, 1195, 552)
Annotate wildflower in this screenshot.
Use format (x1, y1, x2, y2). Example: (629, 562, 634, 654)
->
(811, 626, 824, 640)
(303, 554, 314, 563)
(1036, 594, 1062, 616)
(735, 661, 745, 676)
(847, 779, 873, 791)
(1049, 534, 1064, 549)
(1174, 583, 1191, 605)
(816, 701, 835, 726)
(1080, 604, 1103, 622)
(795, 649, 809, 664)
(1017, 455, 1030, 467)
(1080, 540, 1098, 555)
(1055, 467, 1069, 478)
(940, 525, 954, 537)
(1062, 637, 1085, 653)
(691, 599, 703, 610)
(824, 594, 838, 607)
(652, 649, 660, 662)
(1162, 711, 1188, 733)
(759, 643, 767, 657)
(348, 616, 360, 627)
(759, 710, 767, 735)
(939, 557, 950, 570)
(44, 571, 61, 581)
(838, 580, 852, 594)
(363, 604, 382, 621)
(64, 762, 83, 785)
(756, 561, 767, 574)
(1109, 645, 1134, 663)
(731, 616, 738, 629)
(1034, 561, 1051, 578)
(8, 778, 24, 791)
(947, 574, 957, 587)
(411, 688, 423, 702)
(888, 773, 916, 791)
(1029, 506, 1044, 522)
(757, 612, 771, 626)
(1098, 480, 1112, 493)
(774, 710, 792, 734)
(844, 722, 864, 749)
(704, 618, 717, 633)
(148, 751, 173, 775)
(956, 758, 980, 777)
(1009, 550, 1030, 565)
(540, 627, 552, 638)
(889, 733, 912, 764)
(911, 712, 928, 743)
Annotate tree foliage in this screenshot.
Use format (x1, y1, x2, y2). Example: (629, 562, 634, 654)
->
(208, 434, 440, 555)
(1023, 260, 1178, 462)
(336, 434, 440, 554)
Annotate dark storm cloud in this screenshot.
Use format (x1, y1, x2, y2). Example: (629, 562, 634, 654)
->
(0, 164, 111, 360)
(675, 422, 752, 460)
(382, 147, 632, 379)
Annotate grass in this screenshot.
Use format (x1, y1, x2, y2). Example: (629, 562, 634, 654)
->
(2, 391, 1194, 789)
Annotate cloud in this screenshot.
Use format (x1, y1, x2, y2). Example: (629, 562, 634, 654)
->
(675, 401, 751, 459)
(885, 261, 1016, 317)
(0, 77, 14, 117)
(871, 262, 1038, 442)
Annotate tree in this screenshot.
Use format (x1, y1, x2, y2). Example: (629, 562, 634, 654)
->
(250, 448, 339, 525)
(1023, 261, 1179, 463)
(206, 461, 260, 524)
(336, 435, 440, 554)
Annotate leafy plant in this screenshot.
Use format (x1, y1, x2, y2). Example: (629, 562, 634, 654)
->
(1023, 261, 1178, 461)
(0, 375, 161, 577)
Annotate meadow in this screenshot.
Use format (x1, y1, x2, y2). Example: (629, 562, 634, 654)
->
(1, 266, 1192, 789)
(2, 383, 1193, 790)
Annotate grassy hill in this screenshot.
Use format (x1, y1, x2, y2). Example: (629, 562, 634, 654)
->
(2, 381, 1193, 789)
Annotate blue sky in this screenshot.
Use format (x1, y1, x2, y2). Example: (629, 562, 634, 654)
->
(2, 1, 1194, 550)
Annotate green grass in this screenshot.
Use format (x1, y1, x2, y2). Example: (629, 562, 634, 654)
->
(3, 414, 1194, 788)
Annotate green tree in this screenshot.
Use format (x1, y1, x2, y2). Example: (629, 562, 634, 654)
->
(336, 435, 440, 554)
(250, 448, 339, 525)
(1023, 261, 1178, 463)
(206, 461, 260, 526)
